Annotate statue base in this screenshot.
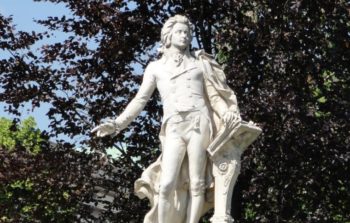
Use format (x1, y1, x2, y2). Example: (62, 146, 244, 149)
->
(210, 215, 234, 223)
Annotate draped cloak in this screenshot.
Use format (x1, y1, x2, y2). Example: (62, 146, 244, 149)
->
(134, 50, 240, 223)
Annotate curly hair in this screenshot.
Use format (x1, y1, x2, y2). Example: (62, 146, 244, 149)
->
(158, 15, 193, 54)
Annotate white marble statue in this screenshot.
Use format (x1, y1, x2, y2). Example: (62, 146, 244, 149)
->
(92, 15, 261, 223)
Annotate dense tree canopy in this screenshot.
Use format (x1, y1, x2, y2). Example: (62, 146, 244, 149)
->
(0, 0, 349, 222)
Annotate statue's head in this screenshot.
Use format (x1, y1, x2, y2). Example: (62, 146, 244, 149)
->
(159, 15, 193, 54)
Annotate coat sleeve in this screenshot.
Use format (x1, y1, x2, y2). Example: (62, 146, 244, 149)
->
(205, 78, 229, 117)
(115, 63, 157, 130)
(198, 51, 240, 116)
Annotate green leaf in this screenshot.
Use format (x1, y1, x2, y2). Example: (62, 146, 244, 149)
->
(317, 96, 327, 103)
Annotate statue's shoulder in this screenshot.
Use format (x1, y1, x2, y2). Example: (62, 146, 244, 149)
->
(192, 50, 214, 61)
(146, 58, 165, 69)
(144, 60, 160, 73)
(192, 50, 222, 70)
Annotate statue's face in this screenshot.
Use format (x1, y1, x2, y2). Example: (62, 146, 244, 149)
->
(170, 23, 191, 50)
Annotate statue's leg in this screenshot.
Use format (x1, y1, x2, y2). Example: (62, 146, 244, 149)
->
(158, 123, 187, 223)
(185, 116, 211, 223)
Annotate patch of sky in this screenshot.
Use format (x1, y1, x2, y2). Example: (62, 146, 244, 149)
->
(0, 0, 73, 55)
(0, 1, 75, 144)
(76, 142, 133, 160)
(120, 0, 138, 12)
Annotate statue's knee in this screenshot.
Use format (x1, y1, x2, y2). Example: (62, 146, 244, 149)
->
(159, 181, 174, 198)
(190, 179, 206, 196)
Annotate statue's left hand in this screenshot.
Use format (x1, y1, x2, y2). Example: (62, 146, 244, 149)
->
(222, 111, 241, 125)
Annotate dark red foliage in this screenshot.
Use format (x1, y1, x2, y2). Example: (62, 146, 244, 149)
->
(0, 1, 349, 222)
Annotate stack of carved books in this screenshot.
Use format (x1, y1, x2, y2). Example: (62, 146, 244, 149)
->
(207, 121, 262, 158)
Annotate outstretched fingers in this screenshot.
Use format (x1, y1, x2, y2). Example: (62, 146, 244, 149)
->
(91, 126, 100, 133)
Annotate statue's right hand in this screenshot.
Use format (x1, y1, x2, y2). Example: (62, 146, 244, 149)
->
(91, 119, 120, 137)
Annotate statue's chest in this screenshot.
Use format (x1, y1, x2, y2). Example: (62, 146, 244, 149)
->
(155, 62, 204, 94)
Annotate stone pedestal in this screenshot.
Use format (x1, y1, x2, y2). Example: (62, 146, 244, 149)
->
(210, 142, 240, 223)
(208, 121, 262, 223)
